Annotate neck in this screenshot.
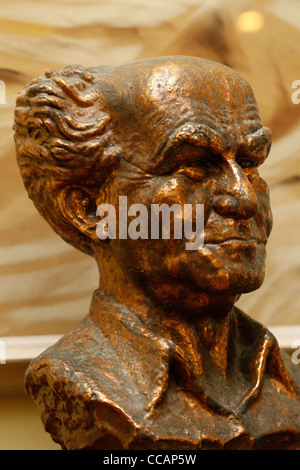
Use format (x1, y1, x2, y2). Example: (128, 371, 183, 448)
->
(93, 249, 236, 374)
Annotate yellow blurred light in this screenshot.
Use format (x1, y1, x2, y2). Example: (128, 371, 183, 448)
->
(235, 10, 265, 32)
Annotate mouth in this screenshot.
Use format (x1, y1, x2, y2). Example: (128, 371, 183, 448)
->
(204, 236, 266, 246)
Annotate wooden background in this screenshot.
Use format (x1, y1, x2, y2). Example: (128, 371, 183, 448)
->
(0, 0, 300, 338)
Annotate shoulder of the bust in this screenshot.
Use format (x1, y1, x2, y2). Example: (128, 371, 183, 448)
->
(24, 316, 101, 401)
(281, 349, 300, 389)
(25, 353, 131, 450)
(233, 307, 300, 394)
(25, 350, 78, 399)
(24, 326, 133, 449)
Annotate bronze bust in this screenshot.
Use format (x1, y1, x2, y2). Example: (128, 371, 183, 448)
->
(13, 56, 300, 450)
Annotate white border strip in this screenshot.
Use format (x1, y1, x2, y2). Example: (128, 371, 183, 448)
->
(268, 325, 300, 350)
(0, 334, 62, 362)
(0, 326, 300, 363)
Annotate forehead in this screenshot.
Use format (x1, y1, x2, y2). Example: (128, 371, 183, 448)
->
(103, 57, 265, 170)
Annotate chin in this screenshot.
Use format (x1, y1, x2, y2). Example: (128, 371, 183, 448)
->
(227, 270, 265, 294)
(189, 241, 266, 292)
(150, 241, 267, 298)
(185, 247, 266, 294)
(192, 265, 266, 295)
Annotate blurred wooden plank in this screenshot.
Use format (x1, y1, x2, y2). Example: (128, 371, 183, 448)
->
(0, 361, 30, 396)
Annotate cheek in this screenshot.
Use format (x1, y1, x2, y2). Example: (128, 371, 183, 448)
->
(150, 176, 213, 237)
(150, 175, 211, 208)
(253, 178, 273, 237)
(151, 176, 190, 205)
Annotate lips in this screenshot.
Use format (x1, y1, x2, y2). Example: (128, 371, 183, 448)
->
(201, 217, 268, 246)
(204, 235, 267, 245)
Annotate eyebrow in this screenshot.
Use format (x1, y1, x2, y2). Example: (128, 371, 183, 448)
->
(153, 123, 223, 172)
(236, 127, 272, 160)
(153, 124, 272, 173)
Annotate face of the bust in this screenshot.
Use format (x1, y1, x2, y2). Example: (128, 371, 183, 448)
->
(97, 59, 273, 314)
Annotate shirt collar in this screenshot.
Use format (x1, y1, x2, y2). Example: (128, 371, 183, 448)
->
(89, 289, 296, 419)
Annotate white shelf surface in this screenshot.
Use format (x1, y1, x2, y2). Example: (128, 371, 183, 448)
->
(1, 325, 300, 363)
(0, 334, 62, 363)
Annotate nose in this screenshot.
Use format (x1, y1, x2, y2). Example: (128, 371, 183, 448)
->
(213, 159, 259, 219)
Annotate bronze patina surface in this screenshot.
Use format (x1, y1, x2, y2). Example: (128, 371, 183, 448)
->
(13, 56, 300, 450)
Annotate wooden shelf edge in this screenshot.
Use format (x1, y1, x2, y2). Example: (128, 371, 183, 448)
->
(0, 326, 299, 395)
(1, 326, 300, 363)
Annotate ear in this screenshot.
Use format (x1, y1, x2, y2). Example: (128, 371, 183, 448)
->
(58, 187, 100, 243)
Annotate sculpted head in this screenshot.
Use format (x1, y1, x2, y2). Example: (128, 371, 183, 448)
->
(14, 56, 273, 316)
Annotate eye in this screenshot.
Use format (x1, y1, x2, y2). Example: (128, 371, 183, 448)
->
(176, 164, 206, 182)
(236, 153, 265, 168)
(178, 156, 224, 182)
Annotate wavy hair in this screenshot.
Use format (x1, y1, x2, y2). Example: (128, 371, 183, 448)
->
(13, 65, 121, 255)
